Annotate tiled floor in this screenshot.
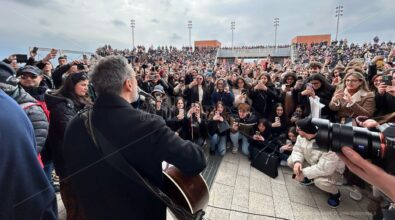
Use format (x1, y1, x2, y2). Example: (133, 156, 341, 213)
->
(58, 152, 373, 220)
(176, 153, 373, 220)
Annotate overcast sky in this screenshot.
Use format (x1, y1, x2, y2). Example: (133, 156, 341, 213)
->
(1, 0, 394, 58)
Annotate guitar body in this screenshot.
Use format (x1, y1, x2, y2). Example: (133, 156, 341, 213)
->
(162, 166, 210, 216)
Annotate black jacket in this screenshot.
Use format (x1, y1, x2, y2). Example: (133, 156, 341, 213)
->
(374, 92, 395, 117)
(298, 86, 336, 120)
(250, 85, 278, 118)
(183, 85, 211, 109)
(44, 92, 83, 175)
(62, 93, 206, 220)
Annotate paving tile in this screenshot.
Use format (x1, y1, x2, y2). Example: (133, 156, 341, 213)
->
(339, 214, 366, 220)
(230, 209, 249, 220)
(238, 156, 251, 177)
(56, 193, 66, 220)
(291, 202, 322, 220)
(223, 152, 241, 164)
(286, 184, 317, 208)
(273, 194, 295, 220)
(208, 207, 230, 220)
(209, 183, 234, 209)
(215, 161, 238, 187)
(271, 167, 286, 185)
(271, 182, 289, 199)
(248, 192, 275, 217)
(250, 167, 273, 183)
(232, 186, 250, 208)
(311, 192, 341, 220)
(235, 174, 250, 190)
(336, 187, 370, 220)
(248, 215, 273, 220)
(250, 176, 272, 196)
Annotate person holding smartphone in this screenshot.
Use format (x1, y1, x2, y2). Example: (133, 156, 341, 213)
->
(211, 78, 234, 109)
(229, 103, 257, 156)
(186, 102, 208, 146)
(207, 101, 230, 156)
(374, 70, 395, 117)
(269, 103, 289, 143)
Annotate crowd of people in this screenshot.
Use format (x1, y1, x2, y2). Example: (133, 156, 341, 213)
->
(1, 38, 395, 219)
(294, 39, 394, 67)
(221, 44, 290, 50)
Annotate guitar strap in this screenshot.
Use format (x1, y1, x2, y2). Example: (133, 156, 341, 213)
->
(79, 109, 205, 220)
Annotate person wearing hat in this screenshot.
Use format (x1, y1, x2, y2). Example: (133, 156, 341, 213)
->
(0, 63, 49, 154)
(150, 84, 171, 120)
(287, 117, 345, 208)
(17, 65, 48, 101)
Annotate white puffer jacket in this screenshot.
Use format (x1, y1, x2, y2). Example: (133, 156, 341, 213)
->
(287, 135, 345, 180)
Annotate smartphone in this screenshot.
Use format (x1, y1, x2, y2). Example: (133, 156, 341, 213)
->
(382, 75, 393, 86)
(255, 131, 260, 135)
(275, 117, 280, 122)
(15, 54, 28, 63)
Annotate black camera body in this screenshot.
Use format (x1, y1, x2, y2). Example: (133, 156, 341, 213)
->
(312, 118, 395, 174)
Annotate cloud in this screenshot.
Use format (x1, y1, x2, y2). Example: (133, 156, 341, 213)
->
(39, 19, 50, 26)
(151, 18, 160, 24)
(112, 19, 126, 27)
(170, 33, 182, 40)
(14, 0, 48, 6)
(1, 0, 394, 58)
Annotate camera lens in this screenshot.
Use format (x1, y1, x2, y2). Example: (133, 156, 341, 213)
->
(312, 118, 384, 159)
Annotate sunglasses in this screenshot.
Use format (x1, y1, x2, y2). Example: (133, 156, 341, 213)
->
(20, 74, 38, 79)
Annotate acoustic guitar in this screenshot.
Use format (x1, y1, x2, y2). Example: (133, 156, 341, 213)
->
(162, 166, 210, 218)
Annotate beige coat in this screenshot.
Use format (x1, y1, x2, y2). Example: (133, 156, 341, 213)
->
(287, 136, 345, 180)
(329, 89, 375, 118)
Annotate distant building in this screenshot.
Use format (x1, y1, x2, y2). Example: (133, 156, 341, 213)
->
(291, 34, 331, 45)
(194, 40, 221, 48)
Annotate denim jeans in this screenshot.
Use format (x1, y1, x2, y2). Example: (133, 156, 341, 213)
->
(43, 161, 54, 184)
(209, 134, 227, 156)
(229, 132, 250, 156)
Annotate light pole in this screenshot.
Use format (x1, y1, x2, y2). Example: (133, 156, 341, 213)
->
(130, 19, 135, 50)
(231, 21, 235, 49)
(187, 20, 192, 49)
(335, 5, 343, 41)
(274, 18, 279, 51)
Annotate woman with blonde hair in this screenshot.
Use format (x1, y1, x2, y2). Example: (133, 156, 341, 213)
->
(329, 69, 376, 202)
(329, 70, 375, 123)
(211, 78, 234, 108)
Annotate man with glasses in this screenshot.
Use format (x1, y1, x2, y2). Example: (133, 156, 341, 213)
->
(17, 65, 48, 101)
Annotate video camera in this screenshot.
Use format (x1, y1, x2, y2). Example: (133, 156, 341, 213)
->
(312, 118, 395, 174)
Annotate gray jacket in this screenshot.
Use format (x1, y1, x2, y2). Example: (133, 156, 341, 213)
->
(0, 82, 49, 153)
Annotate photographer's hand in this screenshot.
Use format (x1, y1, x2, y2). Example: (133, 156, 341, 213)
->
(339, 147, 395, 202)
